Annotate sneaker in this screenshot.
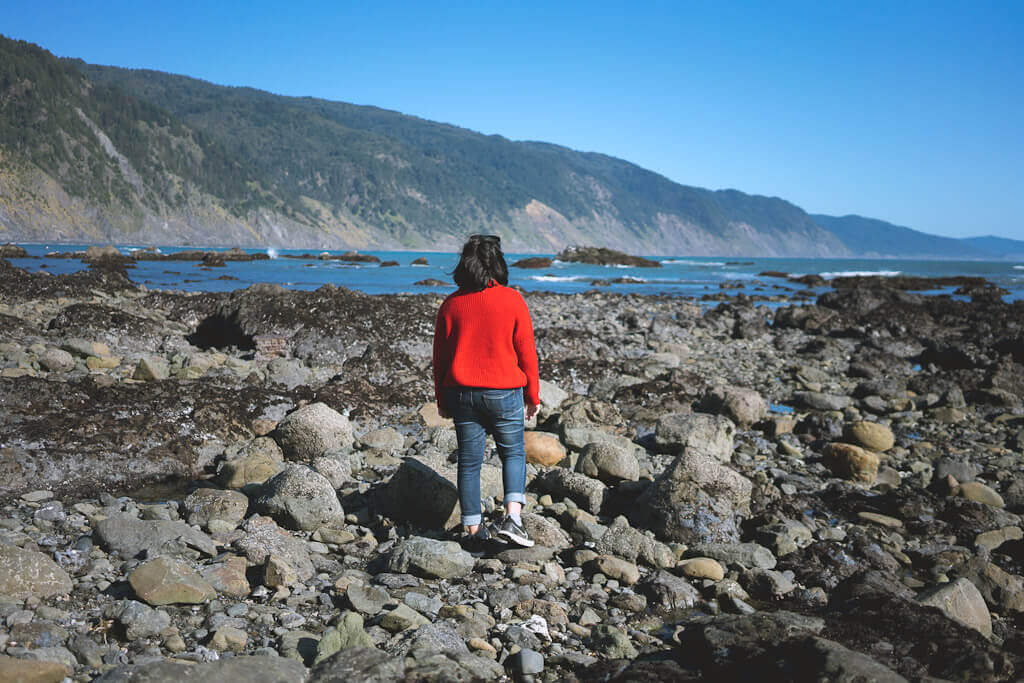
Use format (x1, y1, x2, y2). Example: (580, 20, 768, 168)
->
(461, 524, 494, 556)
(497, 516, 534, 547)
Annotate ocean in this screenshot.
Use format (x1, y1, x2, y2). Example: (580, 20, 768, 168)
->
(7, 244, 1024, 304)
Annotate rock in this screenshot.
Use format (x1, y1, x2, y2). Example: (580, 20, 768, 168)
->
(358, 427, 405, 452)
(264, 554, 299, 588)
(346, 583, 390, 615)
(387, 536, 475, 579)
(309, 647, 405, 682)
(314, 612, 375, 664)
(918, 577, 992, 638)
(822, 443, 880, 484)
(507, 648, 544, 675)
(588, 624, 638, 659)
(700, 385, 767, 427)
(234, 515, 315, 582)
(576, 442, 639, 484)
(0, 545, 72, 599)
(210, 625, 248, 652)
(957, 481, 1004, 507)
(419, 402, 452, 428)
(678, 557, 725, 581)
(686, 543, 777, 570)
(39, 347, 75, 372)
(641, 570, 701, 610)
(280, 630, 320, 665)
(94, 514, 217, 559)
(265, 358, 312, 389)
(200, 555, 250, 597)
(755, 519, 814, 556)
(556, 246, 661, 268)
(856, 512, 903, 528)
(534, 468, 607, 514)
(274, 402, 354, 460)
(218, 438, 286, 488)
(0, 656, 68, 683)
(560, 424, 637, 452)
(521, 512, 572, 549)
(384, 456, 501, 530)
(133, 355, 169, 381)
(745, 567, 796, 597)
(252, 464, 345, 531)
(538, 379, 569, 410)
(974, 526, 1022, 553)
(587, 555, 640, 585)
(106, 599, 171, 640)
(525, 431, 567, 466)
(594, 516, 675, 568)
(793, 391, 852, 411)
(640, 449, 752, 545)
(935, 458, 979, 484)
(311, 453, 353, 489)
(129, 556, 216, 605)
(843, 421, 895, 452)
(652, 412, 735, 460)
(756, 636, 909, 682)
(183, 488, 249, 531)
(97, 657, 307, 683)
(954, 559, 1024, 614)
(380, 603, 429, 632)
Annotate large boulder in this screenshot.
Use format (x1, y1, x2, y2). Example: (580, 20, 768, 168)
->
(639, 449, 752, 545)
(384, 456, 501, 530)
(252, 464, 344, 531)
(0, 545, 72, 599)
(652, 412, 735, 460)
(387, 536, 475, 579)
(274, 402, 354, 460)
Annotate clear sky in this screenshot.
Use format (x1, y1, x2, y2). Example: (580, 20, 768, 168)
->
(4, 1, 1023, 240)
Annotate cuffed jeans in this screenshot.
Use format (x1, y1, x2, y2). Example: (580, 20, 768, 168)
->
(445, 387, 527, 526)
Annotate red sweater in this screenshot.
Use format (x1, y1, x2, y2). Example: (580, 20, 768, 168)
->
(433, 284, 540, 411)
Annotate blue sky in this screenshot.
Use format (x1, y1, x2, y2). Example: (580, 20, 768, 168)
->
(4, 1, 1023, 240)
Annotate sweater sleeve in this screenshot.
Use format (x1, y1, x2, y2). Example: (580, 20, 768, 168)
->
(512, 295, 541, 406)
(432, 303, 451, 411)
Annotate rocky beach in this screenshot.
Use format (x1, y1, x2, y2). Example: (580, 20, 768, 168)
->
(0, 255, 1022, 682)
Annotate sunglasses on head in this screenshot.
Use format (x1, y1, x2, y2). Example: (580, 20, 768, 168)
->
(469, 234, 500, 244)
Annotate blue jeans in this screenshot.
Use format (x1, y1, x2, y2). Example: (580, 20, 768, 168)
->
(445, 387, 527, 526)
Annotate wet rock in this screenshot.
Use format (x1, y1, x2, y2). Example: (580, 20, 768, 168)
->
(749, 636, 908, 682)
(0, 545, 72, 599)
(252, 464, 344, 531)
(273, 402, 354, 460)
(129, 556, 216, 605)
(652, 412, 736, 460)
(387, 536, 475, 579)
(918, 577, 992, 638)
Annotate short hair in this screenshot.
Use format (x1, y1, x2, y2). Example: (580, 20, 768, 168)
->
(453, 234, 508, 291)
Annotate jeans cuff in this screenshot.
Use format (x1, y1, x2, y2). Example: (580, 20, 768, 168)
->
(461, 513, 483, 526)
(503, 492, 526, 505)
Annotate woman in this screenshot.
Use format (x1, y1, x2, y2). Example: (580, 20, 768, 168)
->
(432, 234, 540, 548)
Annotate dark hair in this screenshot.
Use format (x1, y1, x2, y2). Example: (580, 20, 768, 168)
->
(453, 234, 508, 291)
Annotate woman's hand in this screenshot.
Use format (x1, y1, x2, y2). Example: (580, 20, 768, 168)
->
(525, 403, 539, 420)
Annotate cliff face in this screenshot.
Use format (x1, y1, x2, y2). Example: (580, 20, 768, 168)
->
(1, 36, 849, 255)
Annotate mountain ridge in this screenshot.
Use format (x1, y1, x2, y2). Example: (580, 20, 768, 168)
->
(0, 35, 1017, 258)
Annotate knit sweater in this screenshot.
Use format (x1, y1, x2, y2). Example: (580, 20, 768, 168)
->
(433, 283, 540, 411)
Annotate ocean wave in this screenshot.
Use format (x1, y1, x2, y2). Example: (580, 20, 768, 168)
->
(1014, 265, 1024, 270)
(529, 275, 587, 282)
(660, 259, 727, 266)
(820, 270, 901, 278)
